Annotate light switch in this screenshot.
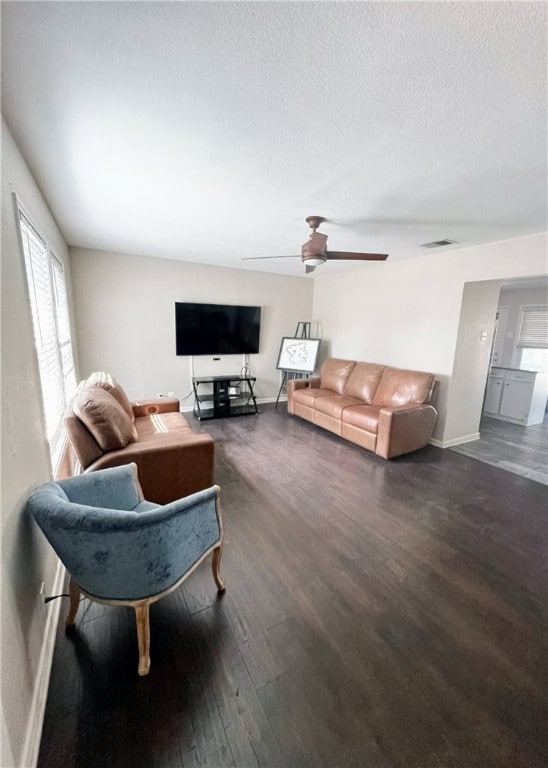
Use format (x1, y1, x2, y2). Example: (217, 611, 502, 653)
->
(480, 331, 488, 342)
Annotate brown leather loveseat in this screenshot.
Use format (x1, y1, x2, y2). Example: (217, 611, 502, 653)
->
(287, 358, 437, 459)
(64, 372, 214, 503)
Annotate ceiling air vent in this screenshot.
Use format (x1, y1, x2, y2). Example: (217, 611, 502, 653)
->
(421, 239, 457, 248)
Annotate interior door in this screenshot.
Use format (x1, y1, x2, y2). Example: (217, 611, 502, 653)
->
(490, 306, 509, 367)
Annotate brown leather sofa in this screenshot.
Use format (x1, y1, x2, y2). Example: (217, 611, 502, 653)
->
(287, 358, 437, 459)
(64, 372, 214, 504)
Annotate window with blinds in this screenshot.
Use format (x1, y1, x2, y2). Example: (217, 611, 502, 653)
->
(18, 209, 77, 468)
(517, 306, 548, 348)
(516, 305, 548, 372)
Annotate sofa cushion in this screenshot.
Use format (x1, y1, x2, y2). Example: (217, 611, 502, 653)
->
(343, 362, 385, 403)
(342, 405, 381, 434)
(373, 367, 435, 407)
(86, 371, 135, 423)
(64, 410, 104, 469)
(74, 386, 138, 451)
(291, 387, 340, 407)
(134, 412, 195, 441)
(314, 395, 363, 419)
(319, 358, 356, 394)
(63, 381, 104, 469)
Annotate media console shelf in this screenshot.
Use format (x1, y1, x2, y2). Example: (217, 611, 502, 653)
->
(192, 375, 259, 420)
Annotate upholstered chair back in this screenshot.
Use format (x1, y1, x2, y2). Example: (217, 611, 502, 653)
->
(27, 465, 221, 601)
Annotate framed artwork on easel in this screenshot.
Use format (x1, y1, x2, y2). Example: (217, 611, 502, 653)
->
(276, 337, 321, 374)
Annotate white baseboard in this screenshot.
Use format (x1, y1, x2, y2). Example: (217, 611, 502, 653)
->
(20, 559, 65, 768)
(430, 432, 480, 449)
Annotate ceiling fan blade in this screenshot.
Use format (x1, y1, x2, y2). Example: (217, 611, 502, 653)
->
(241, 255, 301, 260)
(325, 251, 388, 261)
(305, 264, 316, 274)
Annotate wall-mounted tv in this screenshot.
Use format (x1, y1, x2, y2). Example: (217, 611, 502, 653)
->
(175, 302, 261, 356)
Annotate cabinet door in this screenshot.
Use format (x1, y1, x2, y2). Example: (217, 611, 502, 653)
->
(484, 377, 503, 414)
(499, 380, 533, 421)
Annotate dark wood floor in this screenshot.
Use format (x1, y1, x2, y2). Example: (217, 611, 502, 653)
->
(38, 405, 548, 768)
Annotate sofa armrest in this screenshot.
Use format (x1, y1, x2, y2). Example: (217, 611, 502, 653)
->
(131, 398, 180, 417)
(286, 377, 320, 414)
(376, 404, 437, 459)
(86, 433, 214, 504)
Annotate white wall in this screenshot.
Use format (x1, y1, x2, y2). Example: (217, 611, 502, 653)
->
(444, 280, 502, 444)
(70, 248, 314, 405)
(1, 117, 76, 767)
(498, 284, 548, 367)
(312, 232, 547, 445)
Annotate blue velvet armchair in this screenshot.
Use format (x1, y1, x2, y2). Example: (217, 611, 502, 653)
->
(26, 463, 225, 675)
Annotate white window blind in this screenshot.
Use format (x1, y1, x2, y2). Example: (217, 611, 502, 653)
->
(517, 306, 548, 349)
(19, 210, 77, 467)
(51, 254, 77, 399)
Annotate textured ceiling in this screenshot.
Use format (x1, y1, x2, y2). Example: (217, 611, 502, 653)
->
(2, 1, 546, 276)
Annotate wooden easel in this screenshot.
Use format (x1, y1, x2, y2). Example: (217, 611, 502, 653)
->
(275, 322, 311, 408)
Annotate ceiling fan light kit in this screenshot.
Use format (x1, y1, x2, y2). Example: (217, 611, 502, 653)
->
(302, 255, 326, 267)
(302, 229, 328, 267)
(242, 215, 389, 273)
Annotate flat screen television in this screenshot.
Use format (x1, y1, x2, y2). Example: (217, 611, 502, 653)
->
(175, 302, 261, 356)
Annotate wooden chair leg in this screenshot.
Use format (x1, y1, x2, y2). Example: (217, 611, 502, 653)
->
(212, 544, 225, 593)
(134, 602, 151, 676)
(65, 579, 81, 627)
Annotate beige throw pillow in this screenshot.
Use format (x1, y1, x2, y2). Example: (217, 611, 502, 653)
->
(85, 371, 135, 422)
(73, 386, 138, 451)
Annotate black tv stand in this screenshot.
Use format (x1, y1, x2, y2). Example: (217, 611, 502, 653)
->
(192, 375, 259, 420)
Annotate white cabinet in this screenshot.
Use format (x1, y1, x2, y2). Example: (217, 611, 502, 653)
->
(499, 380, 532, 421)
(484, 374, 504, 414)
(483, 368, 548, 426)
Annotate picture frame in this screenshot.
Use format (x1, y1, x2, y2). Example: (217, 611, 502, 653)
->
(276, 337, 321, 374)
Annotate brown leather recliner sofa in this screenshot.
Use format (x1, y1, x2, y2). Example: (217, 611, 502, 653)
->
(287, 358, 437, 459)
(64, 372, 214, 504)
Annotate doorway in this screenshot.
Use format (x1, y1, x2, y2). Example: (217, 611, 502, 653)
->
(449, 276, 548, 484)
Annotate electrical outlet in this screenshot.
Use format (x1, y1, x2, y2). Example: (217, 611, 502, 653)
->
(168, 391, 174, 398)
